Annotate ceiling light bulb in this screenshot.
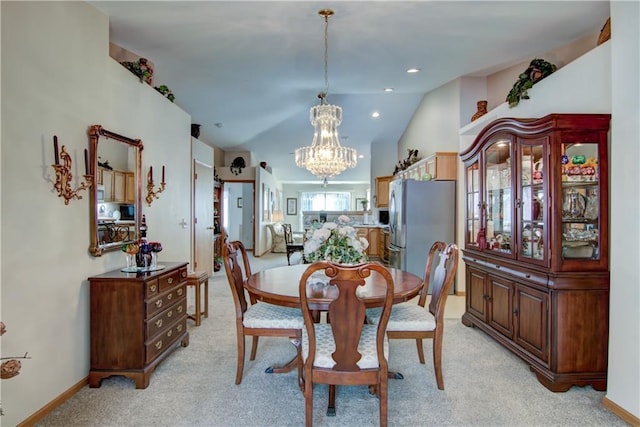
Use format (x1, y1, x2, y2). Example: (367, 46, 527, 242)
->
(407, 68, 421, 73)
(384, 88, 394, 92)
(371, 112, 380, 118)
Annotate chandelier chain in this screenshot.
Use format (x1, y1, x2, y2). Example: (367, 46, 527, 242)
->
(323, 12, 329, 96)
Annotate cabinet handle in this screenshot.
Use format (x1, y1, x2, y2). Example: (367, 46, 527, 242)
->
(155, 340, 163, 350)
(167, 310, 173, 318)
(167, 293, 173, 300)
(150, 284, 157, 292)
(177, 289, 183, 296)
(167, 330, 173, 337)
(155, 319, 163, 328)
(182, 271, 187, 278)
(513, 308, 519, 316)
(177, 324, 183, 332)
(177, 306, 183, 313)
(155, 300, 163, 308)
(168, 278, 173, 285)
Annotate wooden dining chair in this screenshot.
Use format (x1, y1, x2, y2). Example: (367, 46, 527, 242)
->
(283, 223, 305, 265)
(366, 241, 458, 390)
(222, 240, 303, 385)
(298, 262, 395, 427)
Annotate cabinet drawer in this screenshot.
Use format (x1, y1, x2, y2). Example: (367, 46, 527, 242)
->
(145, 279, 159, 297)
(158, 268, 186, 293)
(146, 286, 186, 318)
(145, 318, 187, 364)
(146, 298, 187, 338)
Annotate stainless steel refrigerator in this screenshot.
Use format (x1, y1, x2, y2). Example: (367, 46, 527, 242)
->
(388, 179, 456, 288)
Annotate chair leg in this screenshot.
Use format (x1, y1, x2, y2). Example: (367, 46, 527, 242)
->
(235, 331, 245, 385)
(379, 376, 388, 427)
(433, 332, 444, 390)
(286, 250, 292, 265)
(327, 385, 336, 416)
(304, 375, 313, 427)
(416, 338, 426, 364)
(250, 336, 259, 361)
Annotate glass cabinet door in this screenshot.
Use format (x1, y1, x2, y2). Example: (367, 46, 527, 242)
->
(465, 162, 480, 248)
(560, 142, 600, 260)
(484, 137, 513, 255)
(519, 142, 546, 262)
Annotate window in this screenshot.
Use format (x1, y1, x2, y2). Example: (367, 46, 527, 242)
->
(301, 192, 351, 211)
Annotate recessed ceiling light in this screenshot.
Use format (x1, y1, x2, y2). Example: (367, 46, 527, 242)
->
(407, 68, 421, 73)
(384, 88, 394, 92)
(371, 112, 380, 118)
(358, 154, 364, 159)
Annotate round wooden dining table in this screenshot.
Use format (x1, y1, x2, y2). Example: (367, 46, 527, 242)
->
(245, 263, 424, 311)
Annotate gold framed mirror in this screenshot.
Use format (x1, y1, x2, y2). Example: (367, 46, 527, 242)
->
(88, 125, 143, 256)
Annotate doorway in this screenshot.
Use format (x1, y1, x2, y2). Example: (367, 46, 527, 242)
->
(224, 182, 254, 250)
(193, 160, 214, 275)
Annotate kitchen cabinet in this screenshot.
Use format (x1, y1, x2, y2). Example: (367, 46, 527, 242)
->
(375, 176, 393, 207)
(460, 114, 610, 392)
(113, 171, 125, 202)
(424, 152, 458, 180)
(380, 229, 389, 264)
(125, 172, 135, 203)
(355, 227, 381, 257)
(100, 168, 114, 202)
(88, 262, 190, 389)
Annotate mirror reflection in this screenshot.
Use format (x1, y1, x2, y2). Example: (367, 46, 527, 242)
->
(89, 125, 143, 256)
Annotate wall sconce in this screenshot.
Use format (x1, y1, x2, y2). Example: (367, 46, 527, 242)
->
(145, 165, 166, 206)
(51, 135, 93, 205)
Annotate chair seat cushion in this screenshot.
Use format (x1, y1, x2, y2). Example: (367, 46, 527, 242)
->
(243, 302, 303, 329)
(366, 302, 436, 332)
(302, 324, 388, 369)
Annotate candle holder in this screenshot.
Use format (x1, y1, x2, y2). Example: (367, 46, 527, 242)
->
(145, 165, 166, 206)
(51, 137, 93, 205)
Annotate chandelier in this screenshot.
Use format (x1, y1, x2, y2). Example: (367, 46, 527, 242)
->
(295, 9, 357, 182)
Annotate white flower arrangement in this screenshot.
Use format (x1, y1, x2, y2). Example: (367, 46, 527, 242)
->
(304, 215, 369, 264)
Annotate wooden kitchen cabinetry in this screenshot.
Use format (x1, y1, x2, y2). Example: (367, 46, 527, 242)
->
(424, 152, 458, 180)
(460, 114, 610, 392)
(375, 176, 393, 207)
(356, 227, 381, 257)
(99, 167, 114, 202)
(88, 262, 190, 389)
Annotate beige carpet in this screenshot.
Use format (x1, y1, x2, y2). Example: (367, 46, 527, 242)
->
(37, 252, 623, 426)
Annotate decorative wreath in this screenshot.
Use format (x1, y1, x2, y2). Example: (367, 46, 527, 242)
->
(230, 156, 246, 175)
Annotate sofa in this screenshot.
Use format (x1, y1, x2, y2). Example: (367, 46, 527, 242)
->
(266, 223, 287, 253)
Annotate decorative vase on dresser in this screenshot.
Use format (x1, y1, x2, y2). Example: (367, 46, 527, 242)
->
(459, 113, 611, 392)
(88, 261, 190, 388)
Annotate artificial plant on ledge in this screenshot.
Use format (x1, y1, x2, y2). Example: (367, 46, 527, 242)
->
(506, 58, 557, 107)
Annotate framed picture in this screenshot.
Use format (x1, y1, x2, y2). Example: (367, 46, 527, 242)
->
(286, 198, 297, 216)
(262, 184, 270, 221)
(237, 197, 243, 208)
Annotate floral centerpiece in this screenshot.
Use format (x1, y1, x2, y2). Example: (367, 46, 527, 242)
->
(304, 215, 369, 264)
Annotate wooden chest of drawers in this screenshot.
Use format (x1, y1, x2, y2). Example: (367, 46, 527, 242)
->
(88, 261, 190, 389)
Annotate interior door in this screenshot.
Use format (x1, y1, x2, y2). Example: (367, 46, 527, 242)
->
(194, 160, 214, 276)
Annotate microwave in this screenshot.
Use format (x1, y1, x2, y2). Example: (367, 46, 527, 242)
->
(97, 185, 105, 202)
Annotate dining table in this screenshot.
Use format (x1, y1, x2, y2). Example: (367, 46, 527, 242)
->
(244, 262, 423, 416)
(244, 263, 423, 374)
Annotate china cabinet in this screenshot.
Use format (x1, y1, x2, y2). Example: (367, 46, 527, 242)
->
(459, 114, 610, 392)
(213, 182, 222, 269)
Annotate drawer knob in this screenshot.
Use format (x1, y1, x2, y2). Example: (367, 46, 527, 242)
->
(167, 293, 173, 300)
(177, 324, 183, 332)
(150, 284, 157, 292)
(177, 306, 183, 313)
(155, 319, 163, 328)
(155, 300, 163, 308)
(177, 289, 183, 296)
(168, 278, 173, 284)
(167, 310, 173, 318)
(155, 340, 163, 350)
(182, 271, 187, 278)
(167, 330, 173, 337)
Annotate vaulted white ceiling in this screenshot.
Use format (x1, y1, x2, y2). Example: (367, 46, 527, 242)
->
(89, 1, 610, 183)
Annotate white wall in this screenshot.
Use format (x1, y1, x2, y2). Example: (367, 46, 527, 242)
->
(1, 3, 192, 424)
(606, 0, 640, 419)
